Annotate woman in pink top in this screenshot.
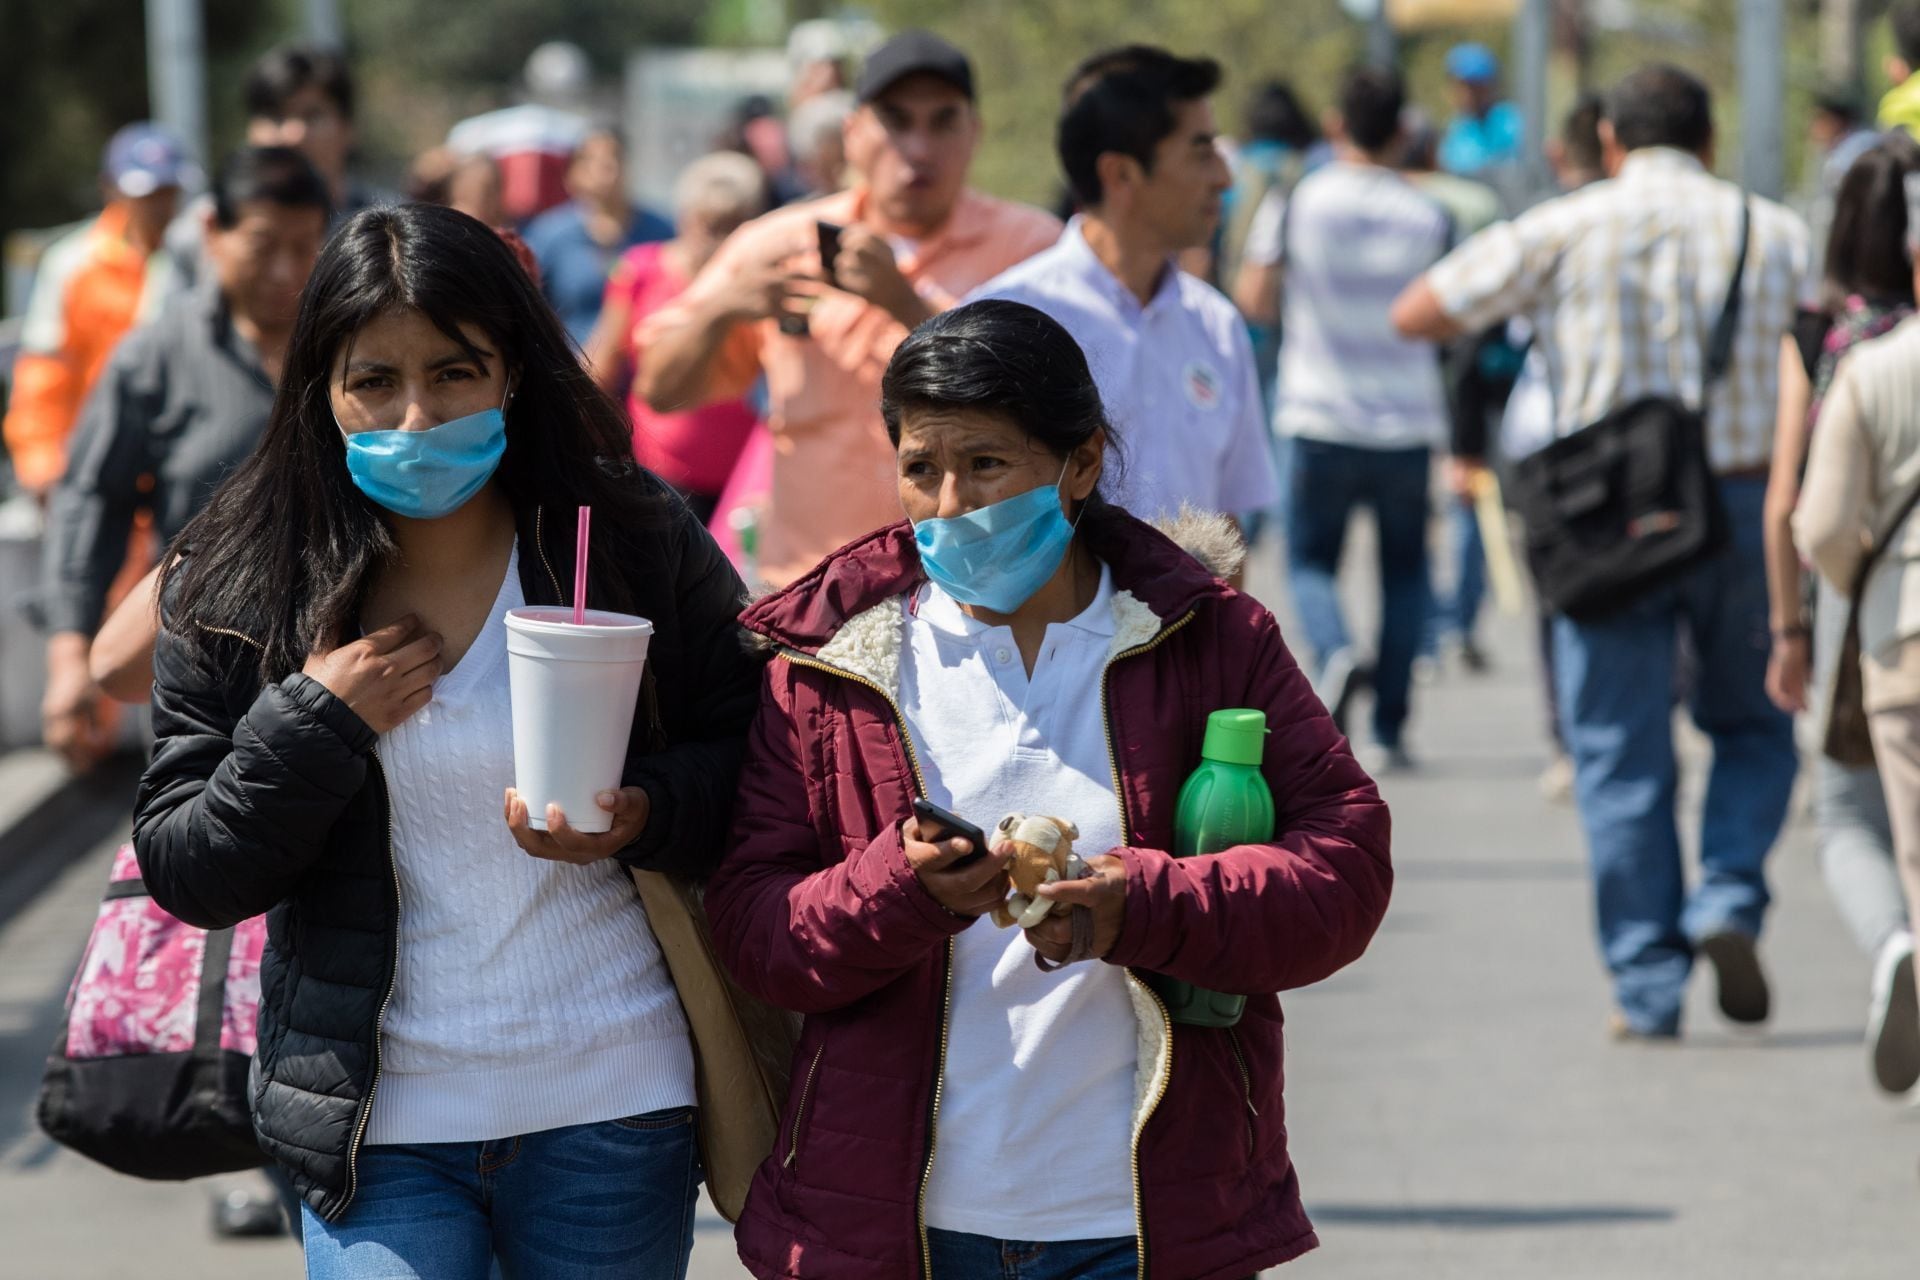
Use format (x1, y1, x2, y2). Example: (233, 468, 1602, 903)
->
(588, 152, 768, 523)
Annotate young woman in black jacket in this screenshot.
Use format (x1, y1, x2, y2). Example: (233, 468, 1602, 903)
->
(133, 203, 763, 1279)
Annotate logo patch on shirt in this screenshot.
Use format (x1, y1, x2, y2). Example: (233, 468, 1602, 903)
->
(1184, 360, 1222, 410)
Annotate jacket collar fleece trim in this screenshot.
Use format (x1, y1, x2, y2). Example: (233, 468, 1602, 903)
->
(793, 507, 1243, 1148)
(813, 585, 1163, 690)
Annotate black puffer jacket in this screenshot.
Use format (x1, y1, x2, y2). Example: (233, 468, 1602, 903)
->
(133, 493, 765, 1222)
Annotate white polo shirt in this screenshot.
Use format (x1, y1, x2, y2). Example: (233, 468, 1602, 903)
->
(899, 565, 1138, 1241)
(969, 218, 1278, 521)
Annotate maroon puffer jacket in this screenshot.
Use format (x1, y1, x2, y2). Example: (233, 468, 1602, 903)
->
(706, 506, 1392, 1280)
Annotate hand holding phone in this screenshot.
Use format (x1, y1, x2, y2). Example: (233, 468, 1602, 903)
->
(906, 798, 1008, 918)
(911, 798, 988, 869)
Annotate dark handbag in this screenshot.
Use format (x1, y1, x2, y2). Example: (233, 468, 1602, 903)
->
(1823, 470, 1920, 766)
(37, 845, 266, 1180)
(1511, 200, 1752, 622)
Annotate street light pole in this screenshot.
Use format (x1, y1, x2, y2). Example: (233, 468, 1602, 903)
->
(1368, 3, 1398, 70)
(143, 0, 207, 168)
(305, 0, 344, 46)
(1737, 0, 1786, 199)
(1513, 0, 1552, 200)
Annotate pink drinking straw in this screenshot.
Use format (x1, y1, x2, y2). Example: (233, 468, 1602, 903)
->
(573, 505, 591, 625)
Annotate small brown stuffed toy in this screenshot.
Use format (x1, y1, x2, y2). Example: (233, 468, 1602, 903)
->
(990, 813, 1085, 929)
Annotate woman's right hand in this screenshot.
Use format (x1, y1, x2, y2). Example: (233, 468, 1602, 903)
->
(300, 615, 443, 734)
(1766, 632, 1811, 715)
(903, 816, 1012, 918)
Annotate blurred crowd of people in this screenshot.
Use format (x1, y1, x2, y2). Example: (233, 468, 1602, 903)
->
(12, 4, 1920, 1271)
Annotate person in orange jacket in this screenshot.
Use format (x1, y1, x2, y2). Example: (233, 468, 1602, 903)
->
(4, 124, 193, 496)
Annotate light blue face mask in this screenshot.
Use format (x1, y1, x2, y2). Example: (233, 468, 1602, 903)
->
(340, 393, 508, 520)
(913, 461, 1082, 614)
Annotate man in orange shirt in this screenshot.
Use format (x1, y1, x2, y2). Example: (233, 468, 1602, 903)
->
(5, 124, 193, 496)
(638, 31, 1062, 586)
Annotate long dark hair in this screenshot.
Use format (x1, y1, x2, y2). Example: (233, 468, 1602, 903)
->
(165, 202, 668, 683)
(1821, 133, 1920, 314)
(880, 299, 1124, 500)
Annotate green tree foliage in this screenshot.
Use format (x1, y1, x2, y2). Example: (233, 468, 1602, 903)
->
(862, 0, 1367, 206)
(1, 0, 281, 235)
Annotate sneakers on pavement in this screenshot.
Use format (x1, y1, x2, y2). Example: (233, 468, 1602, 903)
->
(1867, 932, 1920, 1095)
(210, 1186, 288, 1238)
(1538, 752, 1574, 804)
(1440, 633, 1491, 674)
(1607, 1011, 1679, 1043)
(1696, 929, 1771, 1025)
(1314, 647, 1366, 734)
(1357, 741, 1416, 775)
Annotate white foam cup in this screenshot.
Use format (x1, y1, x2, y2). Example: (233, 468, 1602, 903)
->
(504, 607, 654, 834)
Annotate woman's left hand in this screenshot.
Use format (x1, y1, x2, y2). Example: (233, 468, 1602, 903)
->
(504, 787, 651, 865)
(1024, 853, 1127, 965)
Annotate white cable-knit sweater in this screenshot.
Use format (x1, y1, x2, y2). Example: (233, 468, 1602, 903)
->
(362, 549, 696, 1145)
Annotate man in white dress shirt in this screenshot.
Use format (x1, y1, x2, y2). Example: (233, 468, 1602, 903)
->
(970, 46, 1277, 547)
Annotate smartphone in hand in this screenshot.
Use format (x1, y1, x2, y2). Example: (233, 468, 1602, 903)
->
(816, 220, 844, 286)
(911, 798, 989, 870)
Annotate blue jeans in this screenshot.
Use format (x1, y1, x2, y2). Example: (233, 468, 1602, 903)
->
(1552, 478, 1796, 1034)
(1285, 437, 1431, 746)
(301, 1108, 700, 1279)
(1426, 497, 1487, 649)
(925, 1228, 1137, 1279)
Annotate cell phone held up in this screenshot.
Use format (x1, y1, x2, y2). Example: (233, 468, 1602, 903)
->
(911, 798, 989, 870)
(779, 220, 843, 337)
(816, 219, 844, 285)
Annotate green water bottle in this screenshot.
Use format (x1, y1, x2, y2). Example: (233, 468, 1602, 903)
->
(1144, 709, 1274, 1029)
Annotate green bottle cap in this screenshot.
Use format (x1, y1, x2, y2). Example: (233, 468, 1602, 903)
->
(1200, 708, 1268, 765)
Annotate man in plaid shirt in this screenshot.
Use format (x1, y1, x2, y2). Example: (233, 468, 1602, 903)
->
(1394, 64, 1811, 1041)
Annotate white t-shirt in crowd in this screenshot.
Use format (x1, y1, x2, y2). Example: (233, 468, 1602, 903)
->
(1270, 162, 1454, 451)
(364, 547, 697, 1145)
(969, 218, 1278, 521)
(899, 566, 1139, 1241)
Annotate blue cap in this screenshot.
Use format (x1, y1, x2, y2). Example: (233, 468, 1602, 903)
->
(1446, 43, 1500, 85)
(103, 123, 199, 198)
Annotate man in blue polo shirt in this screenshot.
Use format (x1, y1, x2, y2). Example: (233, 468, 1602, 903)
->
(970, 45, 1276, 542)
(1274, 65, 1453, 769)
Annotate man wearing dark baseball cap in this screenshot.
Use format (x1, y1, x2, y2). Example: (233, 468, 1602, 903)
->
(853, 28, 975, 103)
(638, 29, 1064, 587)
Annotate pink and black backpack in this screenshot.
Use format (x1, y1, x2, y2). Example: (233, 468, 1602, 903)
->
(37, 843, 268, 1179)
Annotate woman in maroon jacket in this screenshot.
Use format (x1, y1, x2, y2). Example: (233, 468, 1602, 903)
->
(706, 300, 1391, 1280)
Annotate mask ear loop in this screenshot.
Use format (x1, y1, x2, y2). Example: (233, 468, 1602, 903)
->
(1007, 451, 1092, 739)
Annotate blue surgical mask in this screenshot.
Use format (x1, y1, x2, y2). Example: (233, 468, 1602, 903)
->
(913, 462, 1081, 614)
(340, 396, 508, 520)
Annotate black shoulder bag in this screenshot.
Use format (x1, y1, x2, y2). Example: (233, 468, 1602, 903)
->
(1510, 199, 1751, 621)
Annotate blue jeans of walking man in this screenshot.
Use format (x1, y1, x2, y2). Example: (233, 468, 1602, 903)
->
(1286, 438, 1431, 748)
(1552, 478, 1796, 1035)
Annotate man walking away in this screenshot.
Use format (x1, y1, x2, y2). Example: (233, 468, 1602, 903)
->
(1273, 66, 1453, 767)
(1394, 65, 1811, 1039)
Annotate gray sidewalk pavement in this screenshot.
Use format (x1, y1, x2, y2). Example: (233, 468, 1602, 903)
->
(0, 541, 1915, 1277)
